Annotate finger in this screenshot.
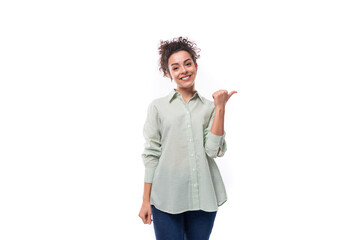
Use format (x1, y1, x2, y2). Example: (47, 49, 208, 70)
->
(212, 91, 219, 98)
(213, 89, 221, 96)
(147, 213, 152, 224)
(228, 91, 238, 99)
(139, 214, 146, 224)
(149, 210, 152, 224)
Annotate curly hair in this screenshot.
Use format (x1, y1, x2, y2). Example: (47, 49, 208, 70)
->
(158, 36, 201, 78)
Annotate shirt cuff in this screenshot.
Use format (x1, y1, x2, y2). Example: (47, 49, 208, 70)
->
(144, 167, 156, 183)
(207, 131, 225, 150)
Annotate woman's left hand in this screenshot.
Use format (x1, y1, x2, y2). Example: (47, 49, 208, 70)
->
(212, 90, 237, 109)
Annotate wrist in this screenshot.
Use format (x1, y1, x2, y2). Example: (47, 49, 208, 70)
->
(215, 105, 225, 112)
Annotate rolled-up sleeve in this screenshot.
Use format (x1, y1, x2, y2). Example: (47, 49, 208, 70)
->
(204, 109, 227, 158)
(141, 101, 162, 183)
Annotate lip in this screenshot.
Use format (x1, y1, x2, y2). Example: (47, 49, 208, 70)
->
(180, 75, 191, 81)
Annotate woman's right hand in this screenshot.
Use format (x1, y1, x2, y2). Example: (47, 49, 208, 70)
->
(138, 201, 152, 224)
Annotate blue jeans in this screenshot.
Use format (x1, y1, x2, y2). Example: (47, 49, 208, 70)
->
(151, 205, 217, 240)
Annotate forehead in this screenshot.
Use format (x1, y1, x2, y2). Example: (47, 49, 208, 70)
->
(168, 50, 192, 65)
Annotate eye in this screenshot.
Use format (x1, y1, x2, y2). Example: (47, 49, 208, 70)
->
(173, 67, 178, 71)
(186, 63, 191, 66)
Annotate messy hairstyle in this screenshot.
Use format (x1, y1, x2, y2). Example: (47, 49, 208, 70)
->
(158, 36, 201, 78)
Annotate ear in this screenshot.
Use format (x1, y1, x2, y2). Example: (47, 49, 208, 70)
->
(195, 62, 198, 70)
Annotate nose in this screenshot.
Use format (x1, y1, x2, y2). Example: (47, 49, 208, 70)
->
(180, 66, 187, 75)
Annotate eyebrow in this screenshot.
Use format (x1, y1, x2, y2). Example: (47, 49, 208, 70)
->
(170, 58, 192, 67)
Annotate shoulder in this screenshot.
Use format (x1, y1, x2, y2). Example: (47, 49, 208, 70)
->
(200, 95, 216, 110)
(146, 94, 169, 113)
(149, 94, 168, 107)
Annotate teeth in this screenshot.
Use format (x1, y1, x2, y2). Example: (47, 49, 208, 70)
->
(182, 76, 190, 80)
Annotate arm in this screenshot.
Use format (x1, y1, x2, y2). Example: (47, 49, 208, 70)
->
(139, 102, 161, 224)
(139, 183, 152, 224)
(210, 106, 225, 156)
(204, 108, 227, 158)
(141, 101, 162, 183)
(207, 89, 237, 157)
(142, 182, 152, 202)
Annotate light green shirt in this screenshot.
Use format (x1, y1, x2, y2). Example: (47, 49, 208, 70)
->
(141, 88, 227, 214)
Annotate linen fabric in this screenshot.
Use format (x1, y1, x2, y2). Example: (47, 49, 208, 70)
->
(141, 88, 227, 214)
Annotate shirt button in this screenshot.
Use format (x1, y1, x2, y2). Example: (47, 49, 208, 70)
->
(193, 183, 197, 187)
(189, 138, 192, 142)
(192, 168, 196, 171)
(191, 153, 194, 156)
(187, 124, 191, 128)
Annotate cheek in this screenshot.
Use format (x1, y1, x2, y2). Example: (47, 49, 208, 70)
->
(191, 69, 197, 76)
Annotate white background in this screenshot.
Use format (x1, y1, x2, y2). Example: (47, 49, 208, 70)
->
(1, 0, 359, 239)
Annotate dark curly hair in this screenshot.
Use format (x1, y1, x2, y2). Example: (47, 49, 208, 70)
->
(158, 36, 201, 79)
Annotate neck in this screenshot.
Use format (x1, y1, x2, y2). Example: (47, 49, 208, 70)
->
(175, 87, 197, 99)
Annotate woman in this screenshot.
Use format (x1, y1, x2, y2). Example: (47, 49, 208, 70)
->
(138, 36, 237, 240)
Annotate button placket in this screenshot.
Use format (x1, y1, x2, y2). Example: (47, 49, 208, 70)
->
(184, 103, 200, 209)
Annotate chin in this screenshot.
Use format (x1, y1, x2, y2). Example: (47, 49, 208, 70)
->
(181, 83, 194, 88)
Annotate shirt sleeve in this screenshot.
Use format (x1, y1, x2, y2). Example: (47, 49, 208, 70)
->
(203, 108, 227, 158)
(141, 101, 162, 183)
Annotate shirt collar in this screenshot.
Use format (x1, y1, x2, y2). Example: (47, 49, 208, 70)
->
(168, 88, 204, 104)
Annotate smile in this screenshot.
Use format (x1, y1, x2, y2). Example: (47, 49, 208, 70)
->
(180, 75, 191, 81)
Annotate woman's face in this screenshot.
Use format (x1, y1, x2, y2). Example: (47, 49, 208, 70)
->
(167, 50, 198, 89)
